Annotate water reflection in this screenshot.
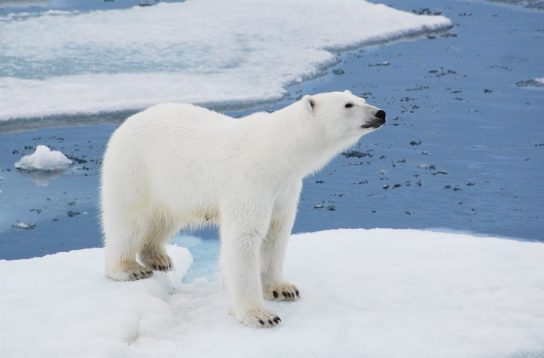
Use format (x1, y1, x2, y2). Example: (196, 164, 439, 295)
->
(16, 168, 66, 187)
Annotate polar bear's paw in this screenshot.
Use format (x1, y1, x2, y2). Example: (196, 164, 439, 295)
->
(264, 283, 300, 301)
(238, 307, 282, 328)
(106, 261, 154, 281)
(140, 251, 173, 272)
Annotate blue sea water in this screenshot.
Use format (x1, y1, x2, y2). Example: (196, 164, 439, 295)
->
(0, 0, 542, 282)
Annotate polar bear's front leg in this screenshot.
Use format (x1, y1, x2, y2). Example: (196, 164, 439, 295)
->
(261, 181, 301, 302)
(261, 217, 301, 301)
(219, 199, 281, 328)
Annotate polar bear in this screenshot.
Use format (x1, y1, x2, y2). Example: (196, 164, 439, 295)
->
(101, 91, 385, 327)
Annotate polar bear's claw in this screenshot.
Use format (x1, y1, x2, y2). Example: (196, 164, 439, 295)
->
(128, 269, 153, 281)
(255, 314, 281, 328)
(239, 307, 281, 328)
(265, 283, 300, 301)
(141, 252, 173, 272)
(151, 262, 170, 271)
(106, 261, 153, 281)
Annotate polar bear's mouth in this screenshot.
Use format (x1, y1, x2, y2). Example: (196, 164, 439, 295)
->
(361, 118, 386, 129)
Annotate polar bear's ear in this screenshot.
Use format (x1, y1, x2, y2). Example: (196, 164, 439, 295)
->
(344, 90, 352, 95)
(303, 95, 315, 113)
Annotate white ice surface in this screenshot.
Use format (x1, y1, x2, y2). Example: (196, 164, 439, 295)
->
(0, 1, 451, 120)
(13, 145, 72, 171)
(1, 229, 544, 357)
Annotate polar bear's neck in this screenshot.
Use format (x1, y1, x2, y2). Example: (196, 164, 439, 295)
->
(241, 102, 360, 181)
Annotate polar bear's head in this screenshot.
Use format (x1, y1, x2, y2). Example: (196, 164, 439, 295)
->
(302, 91, 386, 140)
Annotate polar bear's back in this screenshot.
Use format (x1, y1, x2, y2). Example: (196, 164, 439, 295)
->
(131, 102, 230, 127)
(115, 102, 233, 146)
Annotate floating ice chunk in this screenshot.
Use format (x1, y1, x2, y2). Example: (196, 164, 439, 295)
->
(14, 145, 72, 171)
(516, 77, 544, 88)
(11, 222, 37, 230)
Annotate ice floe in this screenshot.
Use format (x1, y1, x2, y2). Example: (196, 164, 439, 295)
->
(0, 0, 451, 120)
(2, 229, 543, 357)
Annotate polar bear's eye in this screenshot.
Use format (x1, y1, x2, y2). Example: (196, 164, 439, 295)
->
(345, 103, 354, 108)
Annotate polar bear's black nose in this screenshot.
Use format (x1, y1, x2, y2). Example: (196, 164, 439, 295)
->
(375, 110, 386, 120)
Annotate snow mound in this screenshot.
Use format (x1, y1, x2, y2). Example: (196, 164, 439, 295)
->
(2, 229, 543, 357)
(0, 1, 451, 120)
(14, 145, 72, 171)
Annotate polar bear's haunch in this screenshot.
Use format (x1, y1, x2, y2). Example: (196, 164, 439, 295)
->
(101, 91, 385, 327)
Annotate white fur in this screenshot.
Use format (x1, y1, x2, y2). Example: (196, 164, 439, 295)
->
(101, 91, 384, 327)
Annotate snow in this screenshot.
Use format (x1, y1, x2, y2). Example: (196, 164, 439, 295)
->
(0, 1, 451, 120)
(2, 229, 543, 357)
(13, 145, 72, 171)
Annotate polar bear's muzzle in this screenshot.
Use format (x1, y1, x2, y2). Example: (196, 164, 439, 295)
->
(361, 109, 386, 129)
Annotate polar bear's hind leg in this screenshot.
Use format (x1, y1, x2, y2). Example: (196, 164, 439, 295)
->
(104, 211, 154, 281)
(139, 215, 177, 272)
